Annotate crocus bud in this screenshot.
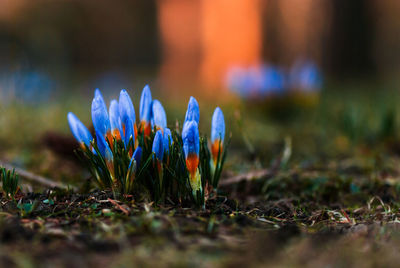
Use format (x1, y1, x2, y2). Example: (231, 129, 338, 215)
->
(91, 89, 112, 143)
(96, 131, 113, 161)
(119, 89, 137, 143)
(163, 128, 172, 154)
(182, 120, 201, 192)
(211, 107, 225, 163)
(124, 118, 135, 150)
(152, 130, 164, 161)
(139, 85, 152, 136)
(67, 112, 93, 149)
(109, 99, 122, 140)
(132, 146, 142, 167)
(128, 146, 143, 170)
(184, 96, 200, 126)
(152, 99, 167, 131)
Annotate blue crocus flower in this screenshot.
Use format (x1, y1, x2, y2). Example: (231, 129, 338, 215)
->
(211, 107, 225, 144)
(67, 112, 93, 148)
(95, 131, 113, 161)
(128, 146, 143, 169)
(119, 89, 137, 143)
(132, 146, 142, 166)
(96, 130, 114, 179)
(182, 120, 201, 192)
(109, 99, 122, 140)
(124, 118, 134, 148)
(184, 97, 200, 125)
(91, 89, 111, 141)
(211, 107, 225, 164)
(163, 128, 172, 154)
(152, 130, 164, 161)
(182, 121, 200, 160)
(139, 85, 152, 136)
(152, 99, 167, 131)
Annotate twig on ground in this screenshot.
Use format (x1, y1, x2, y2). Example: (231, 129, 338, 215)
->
(0, 160, 76, 190)
(219, 169, 271, 186)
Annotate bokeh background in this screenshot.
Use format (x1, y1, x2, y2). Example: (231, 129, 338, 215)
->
(1, 0, 400, 186)
(1, 0, 400, 94)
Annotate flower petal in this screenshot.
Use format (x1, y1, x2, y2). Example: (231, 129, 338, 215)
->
(91, 89, 111, 137)
(152, 130, 164, 161)
(184, 96, 200, 125)
(182, 120, 199, 158)
(109, 99, 122, 139)
(67, 112, 93, 147)
(163, 128, 172, 154)
(211, 107, 225, 143)
(132, 146, 142, 167)
(152, 99, 167, 130)
(139, 85, 152, 123)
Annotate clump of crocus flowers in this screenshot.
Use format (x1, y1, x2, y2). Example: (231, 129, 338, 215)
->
(68, 85, 228, 206)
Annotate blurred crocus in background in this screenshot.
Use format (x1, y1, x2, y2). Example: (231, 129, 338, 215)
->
(225, 59, 323, 100)
(289, 59, 323, 92)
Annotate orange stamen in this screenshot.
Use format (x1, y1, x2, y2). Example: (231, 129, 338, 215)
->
(211, 140, 223, 163)
(134, 124, 138, 140)
(106, 131, 114, 150)
(186, 154, 199, 177)
(112, 129, 121, 141)
(140, 121, 152, 137)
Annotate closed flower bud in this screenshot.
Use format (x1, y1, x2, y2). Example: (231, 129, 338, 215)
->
(152, 99, 167, 131)
(139, 85, 152, 136)
(67, 112, 93, 148)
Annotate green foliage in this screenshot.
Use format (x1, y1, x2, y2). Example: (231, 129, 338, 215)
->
(76, 129, 228, 207)
(199, 135, 230, 189)
(0, 167, 20, 199)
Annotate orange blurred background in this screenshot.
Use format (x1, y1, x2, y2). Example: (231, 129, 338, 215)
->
(0, 0, 399, 95)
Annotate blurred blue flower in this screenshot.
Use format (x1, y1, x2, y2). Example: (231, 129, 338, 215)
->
(226, 65, 286, 98)
(67, 112, 93, 148)
(289, 60, 323, 91)
(152, 99, 167, 131)
(152, 130, 164, 161)
(259, 65, 286, 95)
(0, 70, 54, 103)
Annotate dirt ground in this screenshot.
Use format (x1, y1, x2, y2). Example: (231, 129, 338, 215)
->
(2, 86, 400, 267)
